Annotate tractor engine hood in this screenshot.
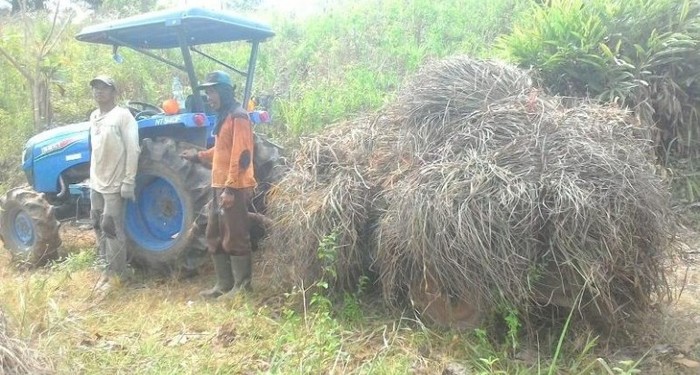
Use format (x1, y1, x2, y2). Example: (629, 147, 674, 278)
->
(22, 122, 90, 180)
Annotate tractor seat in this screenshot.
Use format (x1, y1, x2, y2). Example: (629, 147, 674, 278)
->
(185, 94, 216, 115)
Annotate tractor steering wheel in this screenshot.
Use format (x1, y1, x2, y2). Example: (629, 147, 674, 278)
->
(126, 100, 165, 120)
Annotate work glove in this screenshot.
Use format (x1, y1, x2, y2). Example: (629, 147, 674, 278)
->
(180, 149, 199, 163)
(121, 182, 136, 201)
(220, 189, 236, 209)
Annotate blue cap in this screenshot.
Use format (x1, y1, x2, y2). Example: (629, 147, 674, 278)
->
(197, 70, 232, 89)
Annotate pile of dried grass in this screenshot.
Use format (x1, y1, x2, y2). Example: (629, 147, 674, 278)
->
(377, 94, 674, 329)
(263, 55, 676, 331)
(0, 311, 53, 374)
(264, 119, 381, 291)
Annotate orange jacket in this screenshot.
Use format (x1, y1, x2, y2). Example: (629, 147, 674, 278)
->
(198, 113, 256, 189)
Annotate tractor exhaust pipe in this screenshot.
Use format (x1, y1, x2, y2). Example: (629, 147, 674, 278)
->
(57, 175, 68, 199)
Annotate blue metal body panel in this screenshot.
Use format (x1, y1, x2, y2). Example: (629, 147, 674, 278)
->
(22, 113, 219, 193)
(21, 110, 269, 193)
(23, 122, 91, 193)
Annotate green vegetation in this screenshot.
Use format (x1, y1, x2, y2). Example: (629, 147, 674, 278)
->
(4, 246, 685, 374)
(0, 0, 528, 147)
(1, 0, 700, 373)
(499, 0, 700, 162)
(265, 0, 528, 134)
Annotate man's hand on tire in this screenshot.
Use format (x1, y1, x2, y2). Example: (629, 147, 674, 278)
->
(180, 149, 199, 163)
(121, 182, 136, 201)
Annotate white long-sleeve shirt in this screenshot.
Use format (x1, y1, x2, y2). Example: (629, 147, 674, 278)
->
(89, 106, 140, 194)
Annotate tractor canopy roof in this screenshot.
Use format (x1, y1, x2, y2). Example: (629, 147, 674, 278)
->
(74, 7, 274, 113)
(75, 7, 275, 49)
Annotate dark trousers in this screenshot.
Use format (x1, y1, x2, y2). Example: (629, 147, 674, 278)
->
(90, 190, 127, 278)
(206, 187, 253, 256)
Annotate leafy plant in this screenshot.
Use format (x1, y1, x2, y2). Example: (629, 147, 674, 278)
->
(503, 307, 521, 353)
(50, 249, 97, 274)
(339, 274, 369, 323)
(499, 0, 700, 162)
(597, 358, 644, 374)
(309, 229, 340, 312)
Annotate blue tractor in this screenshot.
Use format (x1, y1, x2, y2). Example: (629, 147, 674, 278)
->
(0, 7, 282, 271)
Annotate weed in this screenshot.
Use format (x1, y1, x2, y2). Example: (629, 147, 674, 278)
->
(503, 307, 521, 353)
(339, 274, 369, 323)
(476, 356, 507, 374)
(597, 358, 644, 374)
(50, 249, 96, 274)
(308, 229, 340, 314)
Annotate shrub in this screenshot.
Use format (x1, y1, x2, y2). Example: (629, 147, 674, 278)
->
(499, 0, 700, 161)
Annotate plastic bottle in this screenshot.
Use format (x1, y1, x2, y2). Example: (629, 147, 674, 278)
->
(171, 76, 185, 110)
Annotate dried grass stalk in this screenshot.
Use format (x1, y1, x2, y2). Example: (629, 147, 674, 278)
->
(0, 312, 53, 374)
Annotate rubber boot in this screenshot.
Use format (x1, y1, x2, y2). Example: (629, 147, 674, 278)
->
(199, 253, 234, 299)
(219, 255, 252, 300)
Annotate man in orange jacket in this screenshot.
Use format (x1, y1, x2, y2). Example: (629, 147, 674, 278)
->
(181, 71, 256, 299)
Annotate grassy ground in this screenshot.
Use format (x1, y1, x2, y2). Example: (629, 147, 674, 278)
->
(0, 227, 699, 374)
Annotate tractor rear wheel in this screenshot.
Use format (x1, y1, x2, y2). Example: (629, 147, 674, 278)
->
(0, 186, 61, 266)
(124, 137, 210, 273)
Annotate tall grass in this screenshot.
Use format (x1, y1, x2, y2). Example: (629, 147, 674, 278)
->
(264, 0, 529, 135)
(0, 246, 662, 374)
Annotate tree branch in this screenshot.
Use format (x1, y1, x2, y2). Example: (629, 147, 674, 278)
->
(38, 0, 59, 58)
(42, 10, 73, 58)
(0, 45, 32, 82)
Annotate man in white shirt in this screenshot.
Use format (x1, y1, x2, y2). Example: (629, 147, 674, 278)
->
(88, 75, 140, 291)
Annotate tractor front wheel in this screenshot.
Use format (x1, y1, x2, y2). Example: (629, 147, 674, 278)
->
(0, 187, 61, 266)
